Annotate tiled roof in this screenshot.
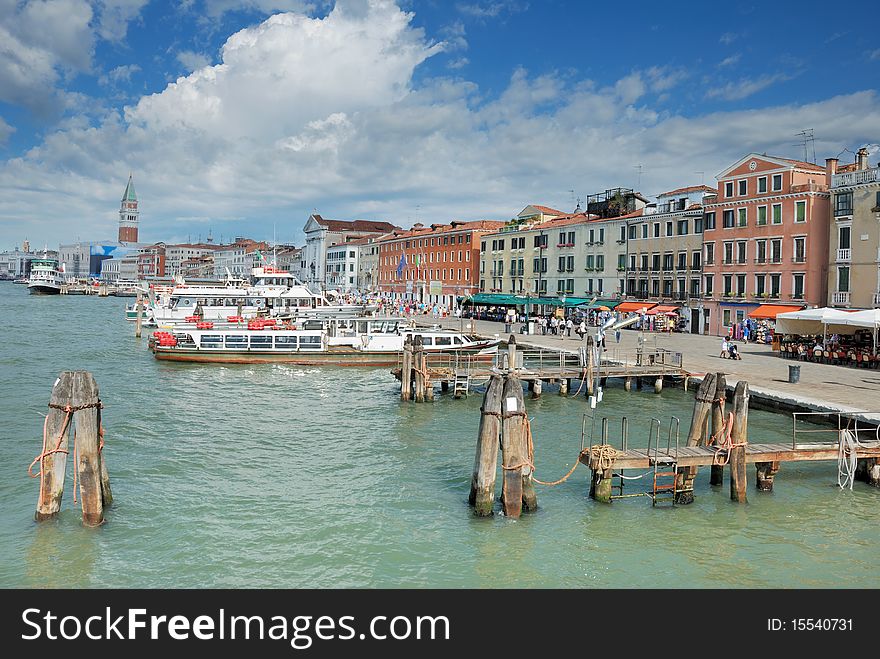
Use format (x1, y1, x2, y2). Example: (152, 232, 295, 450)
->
(381, 220, 506, 241)
(314, 216, 398, 233)
(778, 158, 826, 172)
(658, 185, 716, 197)
(530, 205, 566, 215)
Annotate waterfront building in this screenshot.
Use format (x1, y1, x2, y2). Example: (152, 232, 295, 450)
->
(325, 243, 359, 292)
(212, 238, 270, 278)
(624, 185, 715, 333)
(273, 245, 302, 275)
(826, 147, 880, 309)
(354, 236, 387, 293)
(100, 257, 120, 282)
(478, 197, 646, 304)
(0, 247, 36, 279)
(701, 154, 832, 336)
(377, 220, 505, 308)
(118, 174, 139, 243)
(59, 241, 142, 278)
(164, 243, 221, 277)
(300, 215, 398, 291)
(137, 243, 166, 278)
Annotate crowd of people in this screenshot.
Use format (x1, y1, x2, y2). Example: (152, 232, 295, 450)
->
(780, 331, 879, 368)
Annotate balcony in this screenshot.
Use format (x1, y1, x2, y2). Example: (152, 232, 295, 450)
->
(836, 248, 851, 262)
(791, 256, 806, 264)
(556, 243, 575, 248)
(832, 167, 879, 188)
(832, 291, 851, 305)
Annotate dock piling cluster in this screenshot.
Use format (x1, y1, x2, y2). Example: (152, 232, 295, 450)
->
(33, 371, 112, 527)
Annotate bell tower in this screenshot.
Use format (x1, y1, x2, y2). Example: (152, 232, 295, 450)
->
(118, 174, 139, 243)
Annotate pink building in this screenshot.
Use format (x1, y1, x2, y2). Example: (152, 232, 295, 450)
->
(701, 154, 832, 336)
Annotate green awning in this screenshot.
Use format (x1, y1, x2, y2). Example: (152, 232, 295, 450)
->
(461, 293, 529, 306)
(459, 294, 618, 308)
(577, 298, 622, 309)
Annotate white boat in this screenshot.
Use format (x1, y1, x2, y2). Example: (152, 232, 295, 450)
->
(149, 316, 498, 365)
(148, 266, 373, 327)
(27, 255, 65, 295)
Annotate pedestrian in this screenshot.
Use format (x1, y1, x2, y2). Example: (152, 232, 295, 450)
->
(720, 336, 729, 358)
(566, 317, 573, 337)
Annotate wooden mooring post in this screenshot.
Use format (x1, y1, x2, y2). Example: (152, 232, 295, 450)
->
(729, 381, 749, 503)
(506, 334, 517, 372)
(469, 375, 503, 516)
(585, 336, 595, 397)
(755, 461, 781, 491)
(677, 372, 717, 504)
(134, 292, 143, 338)
(501, 375, 537, 518)
(32, 371, 111, 526)
(400, 335, 412, 402)
(856, 458, 880, 487)
(709, 373, 727, 486)
(412, 335, 429, 402)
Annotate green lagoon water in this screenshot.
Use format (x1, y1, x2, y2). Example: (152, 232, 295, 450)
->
(0, 282, 877, 588)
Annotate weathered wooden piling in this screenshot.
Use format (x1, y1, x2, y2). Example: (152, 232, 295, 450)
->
(559, 379, 568, 395)
(585, 337, 595, 397)
(32, 371, 110, 525)
(72, 371, 109, 526)
(531, 379, 542, 399)
(469, 375, 503, 516)
(654, 377, 663, 394)
(677, 373, 717, 504)
(33, 372, 75, 521)
(413, 335, 425, 402)
(501, 375, 536, 518)
(422, 344, 434, 402)
(856, 458, 880, 487)
(400, 335, 413, 402)
(709, 373, 727, 486)
(589, 450, 614, 504)
(506, 334, 517, 372)
(729, 381, 749, 503)
(755, 461, 780, 491)
(624, 377, 632, 392)
(134, 292, 143, 338)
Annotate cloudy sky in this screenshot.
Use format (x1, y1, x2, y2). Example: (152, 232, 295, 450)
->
(0, 0, 878, 248)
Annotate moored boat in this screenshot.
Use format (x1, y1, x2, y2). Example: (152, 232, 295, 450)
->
(149, 317, 498, 365)
(27, 255, 65, 295)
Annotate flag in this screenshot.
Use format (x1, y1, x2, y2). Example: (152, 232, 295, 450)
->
(396, 253, 407, 278)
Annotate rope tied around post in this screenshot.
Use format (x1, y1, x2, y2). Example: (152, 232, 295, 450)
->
(706, 410, 745, 466)
(513, 414, 591, 486)
(28, 399, 106, 509)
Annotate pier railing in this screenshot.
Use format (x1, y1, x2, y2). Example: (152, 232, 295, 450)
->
(791, 412, 880, 450)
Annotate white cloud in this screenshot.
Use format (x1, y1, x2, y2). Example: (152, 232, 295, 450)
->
(99, 63, 142, 85)
(2, 0, 880, 247)
(96, 0, 150, 40)
(176, 50, 212, 72)
(0, 115, 14, 145)
(456, 1, 528, 19)
(718, 53, 741, 68)
(447, 57, 469, 70)
(706, 73, 791, 101)
(202, 0, 314, 19)
(869, 49, 880, 61)
(719, 32, 738, 44)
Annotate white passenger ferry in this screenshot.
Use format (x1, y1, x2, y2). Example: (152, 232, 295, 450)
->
(143, 267, 374, 326)
(149, 317, 498, 366)
(27, 255, 65, 295)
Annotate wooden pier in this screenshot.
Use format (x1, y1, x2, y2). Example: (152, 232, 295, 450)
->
(393, 334, 689, 399)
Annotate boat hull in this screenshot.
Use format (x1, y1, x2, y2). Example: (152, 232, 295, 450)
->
(152, 347, 496, 366)
(28, 284, 61, 295)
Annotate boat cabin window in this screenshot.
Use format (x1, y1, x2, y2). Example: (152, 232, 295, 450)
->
(200, 335, 222, 348)
(434, 336, 452, 346)
(178, 298, 193, 307)
(299, 336, 322, 350)
(225, 335, 248, 347)
(421, 337, 433, 346)
(249, 336, 273, 348)
(453, 336, 463, 345)
(274, 336, 297, 347)
(302, 320, 323, 330)
(357, 321, 369, 333)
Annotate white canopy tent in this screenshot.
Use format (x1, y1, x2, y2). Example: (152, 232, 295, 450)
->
(774, 308, 855, 337)
(839, 309, 880, 348)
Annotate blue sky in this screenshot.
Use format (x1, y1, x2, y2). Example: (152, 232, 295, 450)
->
(1, 0, 878, 248)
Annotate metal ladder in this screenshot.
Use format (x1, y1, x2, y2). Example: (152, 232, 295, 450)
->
(453, 371, 470, 397)
(646, 416, 682, 506)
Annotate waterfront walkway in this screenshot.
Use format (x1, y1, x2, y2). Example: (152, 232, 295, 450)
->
(420, 315, 880, 422)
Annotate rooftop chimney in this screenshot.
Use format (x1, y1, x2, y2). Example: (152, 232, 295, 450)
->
(856, 147, 869, 170)
(825, 157, 838, 186)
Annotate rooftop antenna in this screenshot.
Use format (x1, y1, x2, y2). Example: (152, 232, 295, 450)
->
(794, 129, 816, 163)
(633, 164, 643, 189)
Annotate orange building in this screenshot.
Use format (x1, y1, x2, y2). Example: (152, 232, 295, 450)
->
(377, 220, 505, 308)
(701, 154, 832, 335)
